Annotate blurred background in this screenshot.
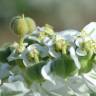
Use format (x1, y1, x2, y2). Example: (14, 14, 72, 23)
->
(0, 0, 96, 46)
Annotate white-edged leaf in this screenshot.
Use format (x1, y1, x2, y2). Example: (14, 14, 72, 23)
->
(67, 76, 90, 96)
(76, 48, 87, 56)
(41, 60, 56, 85)
(82, 22, 96, 39)
(69, 46, 81, 69)
(43, 37, 53, 47)
(57, 29, 79, 43)
(49, 47, 61, 58)
(83, 69, 96, 93)
(27, 44, 49, 58)
(0, 81, 29, 96)
(0, 63, 10, 79)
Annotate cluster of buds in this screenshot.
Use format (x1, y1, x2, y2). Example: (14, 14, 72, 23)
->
(76, 22, 96, 55)
(55, 35, 68, 54)
(83, 39, 96, 54)
(27, 46, 40, 63)
(39, 24, 54, 40)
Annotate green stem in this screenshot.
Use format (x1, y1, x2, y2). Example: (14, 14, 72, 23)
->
(34, 54, 40, 64)
(19, 35, 24, 46)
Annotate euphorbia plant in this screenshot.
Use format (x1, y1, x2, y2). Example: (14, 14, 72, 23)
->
(0, 15, 96, 96)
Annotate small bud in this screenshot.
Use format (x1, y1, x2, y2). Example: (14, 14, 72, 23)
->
(55, 39, 63, 51)
(25, 17, 36, 33)
(28, 46, 40, 63)
(39, 32, 46, 41)
(55, 39, 68, 54)
(44, 24, 54, 36)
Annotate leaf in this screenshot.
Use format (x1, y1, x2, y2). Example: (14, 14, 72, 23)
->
(69, 46, 81, 69)
(21, 62, 45, 85)
(9, 59, 25, 68)
(0, 63, 10, 80)
(43, 75, 90, 96)
(57, 29, 79, 43)
(83, 69, 96, 93)
(79, 52, 94, 73)
(41, 60, 56, 85)
(24, 35, 41, 45)
(51, 54, 77, 78)
(76, 48, 87, 56)
(82, 22, 96, 39)
(43, 37, 53, 47)
(67, 76, 90, 96)
(0, 81, 29, 96)
(33, 44, 49, 58)
(0, 46, 11, 63)
(48, 47, 61, 58)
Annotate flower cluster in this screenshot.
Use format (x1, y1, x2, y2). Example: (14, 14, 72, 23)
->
(0, 15, 96, 95)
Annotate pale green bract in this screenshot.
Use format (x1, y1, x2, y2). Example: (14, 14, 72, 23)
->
(0, 20, 96, 96)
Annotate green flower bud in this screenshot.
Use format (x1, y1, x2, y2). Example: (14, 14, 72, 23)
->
(28, 47, 40, 63)
(55, 39, 63, 51)
(62, 45, 67, 54)
(25, 17, 36, 33)
(55, 39, 68, 54)
(11, 42, 25, 53)
(17, 43, 25, 53)
(11, 14, 29, 36)
(39, 32, 46, 41)
(44, 24, 54, 36)
(80, 39, 96, 53)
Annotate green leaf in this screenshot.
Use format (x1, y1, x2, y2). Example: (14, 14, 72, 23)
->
(0, 46, 11, 63)
(21, 62, 45, 85)
(51, 54, 77, 78)
(79, 52, 95, 73)
(9, 59, 25, 68)
(0, 81, 29, 96)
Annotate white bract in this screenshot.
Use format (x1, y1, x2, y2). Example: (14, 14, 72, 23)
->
(75, 22, 96, 56)
(41, 60, 56, 85)
(69, 46, 81, 69)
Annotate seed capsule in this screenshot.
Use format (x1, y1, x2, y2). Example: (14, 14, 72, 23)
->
(25, 17, 36, 33)
(15, 15, 28, 36)
(10, 16, 21, 31)
(10, 15, 28, 36)
(11, 15, 37, 36)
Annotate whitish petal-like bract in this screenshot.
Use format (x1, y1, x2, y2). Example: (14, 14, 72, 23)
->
(82, 22, 96, 39)
(69, 46, 81, 69)
(76, 48, 87, 56)
(83, 69, 96, 93)
(57, 29, 79, 43)
(41, 60, 56, 85)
